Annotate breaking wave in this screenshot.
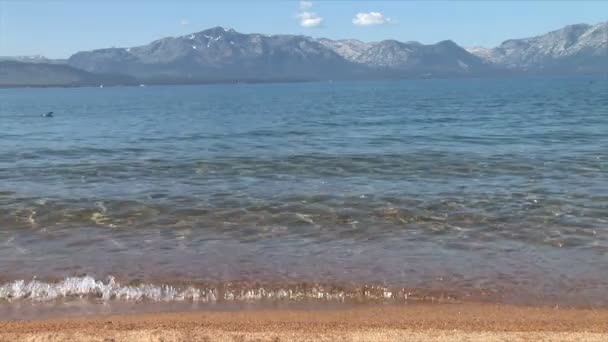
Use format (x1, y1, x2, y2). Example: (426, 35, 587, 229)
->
(0, 276, 456, 303)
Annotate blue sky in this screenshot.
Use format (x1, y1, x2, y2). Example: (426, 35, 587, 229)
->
(1, 1, 606, 58)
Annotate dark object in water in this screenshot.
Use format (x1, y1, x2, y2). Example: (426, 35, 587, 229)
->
(42, 111, 54, 117)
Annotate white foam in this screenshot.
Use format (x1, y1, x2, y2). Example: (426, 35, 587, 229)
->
(28, 210, 37, 226)
(95, 201, 107, 214)
(0, 276, 215, 302)
(295, 213, 315, 225)
(0, 276, 412, 303)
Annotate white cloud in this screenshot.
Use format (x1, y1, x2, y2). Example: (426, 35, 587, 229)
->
(180, 18, 190, 26)
(299, 1, 313, 10)
(352, 12, 391, 26)
(297, 12, 323, 28)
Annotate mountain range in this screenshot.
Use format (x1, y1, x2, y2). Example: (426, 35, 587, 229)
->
(466, 22, 607, 73)
(1, 22, 606, 87)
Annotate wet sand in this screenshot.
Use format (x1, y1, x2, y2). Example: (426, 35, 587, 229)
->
(2, 303, 608, 341)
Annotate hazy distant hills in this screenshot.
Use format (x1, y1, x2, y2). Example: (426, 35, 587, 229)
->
(0, 61, 134, 87)
(0, 55, 67, 64)
(1, 22, 606, 87)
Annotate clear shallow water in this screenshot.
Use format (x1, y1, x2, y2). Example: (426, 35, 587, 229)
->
(1, 77, 608, 312)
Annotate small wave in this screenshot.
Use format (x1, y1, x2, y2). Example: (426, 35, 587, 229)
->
(0, 276, 456, 304)
(0, 277, 215, 302)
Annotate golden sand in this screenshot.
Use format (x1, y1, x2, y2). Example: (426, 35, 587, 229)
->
(2, 303, 607, 341)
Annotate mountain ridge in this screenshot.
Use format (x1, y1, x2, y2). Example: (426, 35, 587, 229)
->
(66, 26, 501, 82)
(466, 22, 607, 72)
(1, 22, 606, 87)
(67, 26, 370, 82)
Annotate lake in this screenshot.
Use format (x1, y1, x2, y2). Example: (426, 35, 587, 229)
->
(1, 77, 607, 316)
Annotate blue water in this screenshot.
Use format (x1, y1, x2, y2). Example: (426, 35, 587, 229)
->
(1, 77, 607, 308)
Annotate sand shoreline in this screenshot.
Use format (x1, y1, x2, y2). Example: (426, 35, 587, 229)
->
(2, 303, 608, 341)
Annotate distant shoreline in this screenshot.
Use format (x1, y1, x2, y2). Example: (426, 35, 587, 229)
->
(0, 72, 604, 90)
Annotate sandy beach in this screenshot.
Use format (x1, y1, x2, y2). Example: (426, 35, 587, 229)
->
(2, 303, 608, 341)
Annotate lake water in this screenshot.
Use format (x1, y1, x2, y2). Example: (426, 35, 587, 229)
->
(1, 77, 607, 316)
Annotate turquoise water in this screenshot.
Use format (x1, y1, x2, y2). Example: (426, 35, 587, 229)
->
(1, 77, 607, 310)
